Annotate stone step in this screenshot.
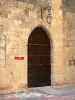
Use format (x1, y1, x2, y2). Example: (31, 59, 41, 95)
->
(36, 86, 75, 96)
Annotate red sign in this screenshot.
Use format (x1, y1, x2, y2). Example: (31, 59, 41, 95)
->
(15, 57, 24, 60)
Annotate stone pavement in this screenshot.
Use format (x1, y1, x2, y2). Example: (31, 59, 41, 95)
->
(0, 94, 72, 100)
(36, 86, 75, 95)
(0, 87, 75, 100)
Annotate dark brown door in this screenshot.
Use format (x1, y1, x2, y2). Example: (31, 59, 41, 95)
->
(28, 27, 51, 88)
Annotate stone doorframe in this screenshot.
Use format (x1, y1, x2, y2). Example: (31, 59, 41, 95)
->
(26, 25, 53, 89)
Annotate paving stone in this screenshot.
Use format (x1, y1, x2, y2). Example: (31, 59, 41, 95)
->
(36, 86, 75, 95)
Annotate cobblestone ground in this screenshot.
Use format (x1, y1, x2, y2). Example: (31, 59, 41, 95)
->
(0, 92, 75, 100)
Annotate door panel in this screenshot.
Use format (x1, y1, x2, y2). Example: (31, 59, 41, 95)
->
(28, 27, 51, 88)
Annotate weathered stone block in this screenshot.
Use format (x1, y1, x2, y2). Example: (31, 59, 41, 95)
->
(0, 35, 5, 40)
(0, 49, 5, 54)
(0, 25, 4, 33)
(0, 59, 5, 65)
(0, 54, 5, 60)
(0, 40, 5, 48)
(18, 1, 26, 9)
(7, 0, 18, 7)
(24, 8, 29, 16)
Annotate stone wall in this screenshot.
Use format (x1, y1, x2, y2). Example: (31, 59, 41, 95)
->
(51, 0, 66, 87)
(0, 0, 68, 93)
(62, 0, 75, 86)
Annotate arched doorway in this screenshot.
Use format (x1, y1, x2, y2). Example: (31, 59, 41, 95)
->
(28, 27, 51, 88)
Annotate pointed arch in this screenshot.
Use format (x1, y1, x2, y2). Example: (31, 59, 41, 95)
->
(27, 26, 52, 87)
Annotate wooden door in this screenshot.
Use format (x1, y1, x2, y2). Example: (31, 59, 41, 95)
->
(28, 27, 51, 88)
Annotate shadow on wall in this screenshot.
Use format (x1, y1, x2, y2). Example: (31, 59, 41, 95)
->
(62, 0, 75, 13)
